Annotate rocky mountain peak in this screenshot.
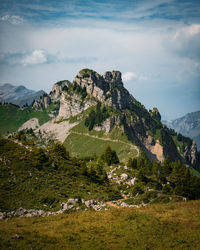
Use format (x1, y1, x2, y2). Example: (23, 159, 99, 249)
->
(74, 68, 135, 109)
(103, 71, 123, 89)
(74, 69, 109, 100)
(51, 80, 71, 101)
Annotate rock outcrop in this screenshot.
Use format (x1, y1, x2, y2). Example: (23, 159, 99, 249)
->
(0, 198, 108, 219)
(183, 141, 198, 166)
(33, 94, 52, 110)
(51, 80, 71, 101)
(74, 69, 136, 110)
(57, 92, 96, 120)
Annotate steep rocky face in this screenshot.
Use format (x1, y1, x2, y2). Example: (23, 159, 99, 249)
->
(57, 91, 96, 120)
(51, 80, 71, 101)
(74, 69, 108, 102)
(182, 141, 198, 166)
(73, 69, 136, 110)
(121, 113, 165, 162)
(33, 94, 52, 110)
(32, 80, 72, 111)
(160, 127, 180, 161)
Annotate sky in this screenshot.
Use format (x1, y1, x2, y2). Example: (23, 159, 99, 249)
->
(0, 0, 200, 120)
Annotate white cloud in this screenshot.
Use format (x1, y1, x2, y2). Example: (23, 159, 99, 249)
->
(139, 76, 148, 81)
(0, 15, 23, 25)
(0, 50, 50, 66)
(174, 24, 200, 39)
(21, 50, 47, 66)
(122, 72, 137, 82)
(122, 72, 148, 82)
(169, 24, 200, 61)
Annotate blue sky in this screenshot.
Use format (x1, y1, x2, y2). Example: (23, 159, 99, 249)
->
(0, 0, 200, 119)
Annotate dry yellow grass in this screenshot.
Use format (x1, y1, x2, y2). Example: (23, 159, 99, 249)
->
(0, 200, 200, 249)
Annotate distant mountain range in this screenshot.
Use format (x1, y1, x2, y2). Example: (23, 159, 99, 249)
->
(163, 111, 200, 150)
(0, 83, 45, 107)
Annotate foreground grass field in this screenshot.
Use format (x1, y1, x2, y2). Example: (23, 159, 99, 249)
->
(0, 200, 200, 249)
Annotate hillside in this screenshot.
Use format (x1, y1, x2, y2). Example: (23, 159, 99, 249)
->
(163, 111, 200, 150)
(0, 102, 59, 134)
(1, 134, 200, 215)
(0, 200, 200, 249)
(0, 83, 45, 107)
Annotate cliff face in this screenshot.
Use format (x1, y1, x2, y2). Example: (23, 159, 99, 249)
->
(74, 69, 136, 110)
(31, 68, 199, 167)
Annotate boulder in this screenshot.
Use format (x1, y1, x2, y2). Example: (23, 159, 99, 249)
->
(85, 200, 97, 208)
(0, 212, 5, 220)
(121, 173, 128, 180)
(127, 177, 137, 186)
(15, 207, 27, 216)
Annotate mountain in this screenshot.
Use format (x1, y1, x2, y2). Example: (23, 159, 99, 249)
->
(18, 69, 200, 168)
(0, 69, 199, 169)
(163, 111, 200, 150)
(0, 83, 45, 106)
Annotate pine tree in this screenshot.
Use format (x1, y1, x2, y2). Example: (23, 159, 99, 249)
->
(162, 157, 172, 176)
(104, 146, 119, 166)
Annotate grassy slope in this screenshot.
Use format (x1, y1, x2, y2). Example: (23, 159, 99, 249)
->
(64, 108, 139, 161)
(0, 104, 54, 134)
(65, 132, 138, 162)
(0, 200, 200, 249)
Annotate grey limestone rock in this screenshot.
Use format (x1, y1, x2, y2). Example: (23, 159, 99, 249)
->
(183, 141, 198, 166)
(121, 173, 128, 180)
(0, 212, 5, 220)
(74, 69, 136, 111)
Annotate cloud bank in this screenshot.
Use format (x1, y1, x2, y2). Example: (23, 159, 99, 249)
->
(0, 0, 199, 119)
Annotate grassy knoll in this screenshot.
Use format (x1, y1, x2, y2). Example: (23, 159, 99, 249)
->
(64, 132, 138, 162)
(0, 200, 200, 249)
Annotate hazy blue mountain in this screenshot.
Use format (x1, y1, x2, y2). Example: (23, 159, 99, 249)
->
(0, 83, 45, 106)
(163, 111, 200, 150)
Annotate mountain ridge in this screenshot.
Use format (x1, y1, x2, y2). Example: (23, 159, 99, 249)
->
(18, 68, 199, 169)
(0, 83, 45, 107)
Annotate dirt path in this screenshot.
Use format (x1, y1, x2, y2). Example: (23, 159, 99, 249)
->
(70, 131, 140, 156)
(105, 194, 128, 208)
